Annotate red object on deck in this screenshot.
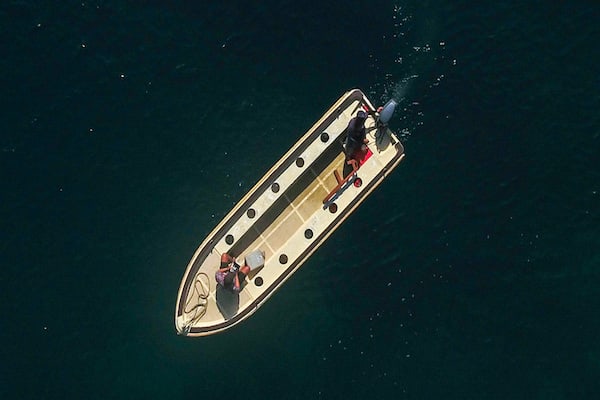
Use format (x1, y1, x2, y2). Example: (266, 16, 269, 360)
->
(353, 146, 373, 166)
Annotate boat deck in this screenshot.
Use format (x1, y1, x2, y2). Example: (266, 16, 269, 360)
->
(231, 141, 344, 259)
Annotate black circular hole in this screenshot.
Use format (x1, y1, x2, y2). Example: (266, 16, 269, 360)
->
(225, 234, 234, 245)
(247, 208, 256, 218)
(271, 183, 280, 193)
(320, 132, 329, 142)
(328, 203, 338, 213)
(255, 277, 263, 286)
(279, 254, 288, 264)
(304, 229, 313, 239)
(296, 157, 304, 167)
(354, 177, 363, 188)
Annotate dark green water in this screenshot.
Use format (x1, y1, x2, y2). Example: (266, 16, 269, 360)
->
(2, 1, 599, 398)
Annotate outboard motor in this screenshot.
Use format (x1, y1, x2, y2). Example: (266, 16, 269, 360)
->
(375, 99, 398, 145)
(377, 99, 397, 126)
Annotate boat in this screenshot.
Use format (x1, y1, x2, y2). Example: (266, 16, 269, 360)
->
(175, 88, 405, 336)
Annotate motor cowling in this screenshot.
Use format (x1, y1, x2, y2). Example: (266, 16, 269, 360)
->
(378, 99, 397, 125)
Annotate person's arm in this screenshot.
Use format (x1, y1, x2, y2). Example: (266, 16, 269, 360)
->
(362, 127, 368, 143)
(219, 257, 237, 273)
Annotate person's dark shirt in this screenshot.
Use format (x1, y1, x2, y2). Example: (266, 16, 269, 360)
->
(347, 117, 366, 144)
(345, 116, 367, 161)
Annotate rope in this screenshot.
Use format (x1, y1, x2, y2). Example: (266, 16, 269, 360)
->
(183, 272, 211, 328)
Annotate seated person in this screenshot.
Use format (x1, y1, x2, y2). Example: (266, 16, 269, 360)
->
(344, 109, 368, 160)
(215, 253, 251, 294)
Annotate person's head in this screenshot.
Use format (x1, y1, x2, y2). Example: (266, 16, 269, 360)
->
(220, 253, 233, 268)
(355, 110, 367, 126)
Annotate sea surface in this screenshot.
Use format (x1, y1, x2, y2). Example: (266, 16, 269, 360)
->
(1, 1, 599, 399)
